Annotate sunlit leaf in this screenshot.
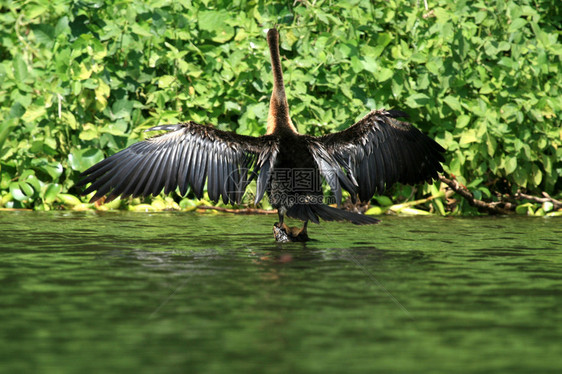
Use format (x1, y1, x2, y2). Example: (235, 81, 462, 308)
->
(459, 130, 478, 146)
(13, 54, 28, 82)
(376, 68, 393, 82)
(508, 18, 527, 32)
(9, 182, 26, 201)
(405, 93, 430, 108)
(43, 184, 62, 204)
(68, 148, 104, 171)
(57, 193, 82, 206)
(456, 115, 470, 129)
(374, 196, 393, 206)
(531, 164, 542, 186)
(198, 10, 235, 43)
(504, 157, 517, 174)
(19, 181, 34, 198)
(443, 96, 462, 112)
(22, 104, 46, 123)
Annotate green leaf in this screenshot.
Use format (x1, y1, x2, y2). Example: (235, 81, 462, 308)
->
(100, 120, 128, 136)
(433, 198, 446, 216)
(456, 115, 470, 129)
(131, 23, 152, 37)
(79, 127, 99, 141)
(9, 182, 27, 201)
(31, 159, 63, 180)
(513, 167, 527, 188)
(13, 54, 28, 82)
(55, 16, 70, 36)
(43, 184, 62, 204)
(531, 164, 542, 186)
(198, 10, 235, 43)
(405, 93, 430, 108)
(0, 118, 17, 151)
(508, 18, 527, 33)
(24, 174, 42, 193)
(57, 194, 82, 206)
(505, 157, 517, 174)
(459, 130, 478, 146)
(158, 75, 176, 88)
(374, 196, 393, 206)
(32, 24, 55, 46)
(19, 181, 34, 198)
(376, 68, 393, 82)
(372, 33, 392, 58)
(542, 201, 554, 213)
(68, 148, 104, 171)
(112, 99, 134, 119)
(22, 104, 47, 123)
(361, 56, 377, 73)
(365, 206, 386, 215)
(26, 2, 48, 18)
(443, 95, 462, 112)
(516, 203, 534, 215)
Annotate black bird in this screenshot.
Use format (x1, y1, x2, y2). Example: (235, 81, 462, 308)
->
(78, 29, 445, 242)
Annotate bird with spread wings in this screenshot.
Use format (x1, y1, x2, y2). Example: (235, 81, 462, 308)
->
(78, 29, 444, 242)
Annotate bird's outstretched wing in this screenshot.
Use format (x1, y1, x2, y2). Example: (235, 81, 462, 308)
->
(309, 109, 445, 203)
(78, 121, 278, 205)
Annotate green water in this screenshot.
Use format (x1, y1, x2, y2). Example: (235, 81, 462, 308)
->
(0, 212, 561, 373)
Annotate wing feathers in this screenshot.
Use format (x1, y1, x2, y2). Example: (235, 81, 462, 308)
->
(178, 138, 193, 196)
(192, 139, 208, 198)
(207, 145, 219, 202)
(80, 110, 443, 208)
(315, 109, 444, 202)
(78, 121, 278, 204)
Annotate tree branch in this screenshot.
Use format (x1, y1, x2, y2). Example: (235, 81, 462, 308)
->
(515, 191, 562, 210)
(438, 175, 512, 215)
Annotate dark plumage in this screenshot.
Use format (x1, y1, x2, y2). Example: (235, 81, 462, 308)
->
(78, 28, 445, 242)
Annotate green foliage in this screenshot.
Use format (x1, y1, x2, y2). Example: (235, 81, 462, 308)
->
(0, 0, 560, 212)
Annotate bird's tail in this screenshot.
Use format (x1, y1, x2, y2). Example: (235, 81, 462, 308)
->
(286, 204, 380, 225)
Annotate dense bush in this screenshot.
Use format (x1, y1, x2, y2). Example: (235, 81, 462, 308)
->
(0, 0, 560, 213)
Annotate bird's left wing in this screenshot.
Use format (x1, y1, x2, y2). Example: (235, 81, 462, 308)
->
(309, 109, 445, 203)
(78, 121, 278, 205)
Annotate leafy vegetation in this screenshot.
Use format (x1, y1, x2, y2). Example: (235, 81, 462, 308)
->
(1, 0, 560, 215)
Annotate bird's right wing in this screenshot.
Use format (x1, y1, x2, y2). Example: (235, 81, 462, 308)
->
(77, 121, 278, 205)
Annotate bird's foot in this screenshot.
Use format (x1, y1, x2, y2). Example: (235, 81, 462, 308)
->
(273, 222, 310, 243)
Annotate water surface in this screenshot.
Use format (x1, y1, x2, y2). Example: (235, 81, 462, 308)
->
(1, 211, 561, 373)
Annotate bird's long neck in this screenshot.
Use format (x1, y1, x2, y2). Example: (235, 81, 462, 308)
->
(266, 29, 298, 135)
